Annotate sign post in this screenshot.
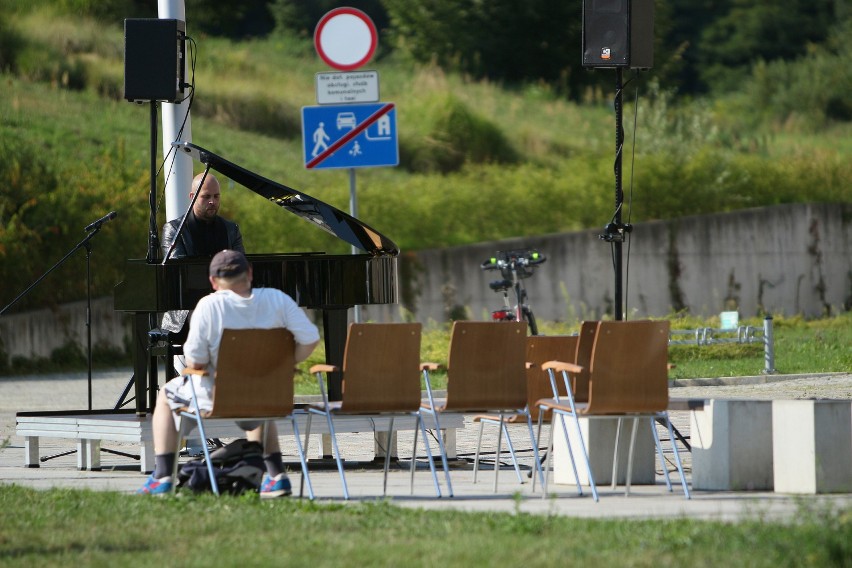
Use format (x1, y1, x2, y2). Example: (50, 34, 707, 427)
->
(308, 8, 393, 323)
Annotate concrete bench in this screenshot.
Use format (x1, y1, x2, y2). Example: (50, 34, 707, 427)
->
(688, 398, 774, 490)
(773, 399, 852, 494)
(552, 414, 657, 486)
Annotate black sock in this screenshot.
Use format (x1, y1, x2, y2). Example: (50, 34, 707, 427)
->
(154, 453, 176, 479)
(263, 452, 285, 478)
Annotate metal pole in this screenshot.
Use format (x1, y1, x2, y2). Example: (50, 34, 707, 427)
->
(349, 167, 361, 323)
(614, 68, 624, 321)
(86, 243, 93, 410)
(158, 0, 193, 221)
(763, 315, 776, 374)
(148, 101, 159, 262)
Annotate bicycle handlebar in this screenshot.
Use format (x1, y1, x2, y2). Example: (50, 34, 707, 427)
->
(480, 249, 546, 271)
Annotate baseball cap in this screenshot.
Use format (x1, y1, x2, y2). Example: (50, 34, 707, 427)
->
(209, 249, 249, 278)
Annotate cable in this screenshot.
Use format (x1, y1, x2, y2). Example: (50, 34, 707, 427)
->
(158, 34, 197, 216)
(624, 73, 641, 319)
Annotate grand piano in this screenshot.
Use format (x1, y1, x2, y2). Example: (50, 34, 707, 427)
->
(114, 142, 399, 415)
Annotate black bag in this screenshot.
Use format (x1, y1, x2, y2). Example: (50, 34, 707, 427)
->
(177, 438, 265, 495)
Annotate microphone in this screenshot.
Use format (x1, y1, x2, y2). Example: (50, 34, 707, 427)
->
(84, 211, 118, 232)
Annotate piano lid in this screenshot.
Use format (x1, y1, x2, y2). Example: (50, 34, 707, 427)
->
(172, 141, 399, 256)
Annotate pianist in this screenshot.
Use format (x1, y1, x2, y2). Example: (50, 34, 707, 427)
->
(160, 172, 246, 341)
(138, 250, 320, 497)
(161, 172, 244, 258)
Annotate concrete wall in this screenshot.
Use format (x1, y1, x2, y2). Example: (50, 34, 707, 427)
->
(2, 203, 851, 360)
(365, 202, 852, 324)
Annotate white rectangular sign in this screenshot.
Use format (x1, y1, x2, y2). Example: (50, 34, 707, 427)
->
(316, 70, 379, 105)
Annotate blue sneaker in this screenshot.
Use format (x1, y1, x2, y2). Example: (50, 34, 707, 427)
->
(137, 474, 173, 495)
(260, 473, 292, 498)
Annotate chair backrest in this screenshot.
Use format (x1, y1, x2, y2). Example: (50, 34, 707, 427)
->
(583, 320, 670, 414)
(571, 321, 600, 403)
(443, 321, 527, 411)
(526, 335, 578, 421)
(209, 328, 296, 419)
(338, 322, 423, 413)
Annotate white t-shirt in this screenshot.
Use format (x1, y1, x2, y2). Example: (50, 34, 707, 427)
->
(166, 288, 320, 413)
(183, 287, 320, 371)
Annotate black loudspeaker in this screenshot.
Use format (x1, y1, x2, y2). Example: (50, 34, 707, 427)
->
(582, 0, 654, 69)
(124, 19, 186, 102)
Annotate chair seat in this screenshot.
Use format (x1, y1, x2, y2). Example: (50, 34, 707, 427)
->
(472, 413, 529, 424)
(423, 399, 523, 414)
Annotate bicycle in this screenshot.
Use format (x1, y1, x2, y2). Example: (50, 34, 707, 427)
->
(480, 248, 546, 336)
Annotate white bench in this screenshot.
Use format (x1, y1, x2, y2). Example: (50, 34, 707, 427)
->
(16, 410, 464, 473)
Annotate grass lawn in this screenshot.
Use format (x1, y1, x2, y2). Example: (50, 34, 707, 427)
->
(0, 485, 850, 567)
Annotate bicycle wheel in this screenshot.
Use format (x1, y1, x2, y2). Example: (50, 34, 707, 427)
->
(522, 306, 538, 335)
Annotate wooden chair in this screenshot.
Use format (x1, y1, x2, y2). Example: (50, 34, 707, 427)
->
(307, 323, 440, 499)
(537, 320, 690, 501)
(471, 334, 578, 489)
(419, 321, 533, 495)
(172, 328, 313, 498)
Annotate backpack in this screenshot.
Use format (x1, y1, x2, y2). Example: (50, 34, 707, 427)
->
(177, 438, 265, 495)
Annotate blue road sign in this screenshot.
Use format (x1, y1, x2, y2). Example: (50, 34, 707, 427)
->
(302, 103, 399, 170)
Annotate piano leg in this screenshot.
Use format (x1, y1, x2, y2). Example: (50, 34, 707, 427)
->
(130, 313, 156, 416)
(322, 308, 348, 402)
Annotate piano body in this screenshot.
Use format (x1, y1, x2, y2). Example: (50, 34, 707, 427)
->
(114, 142, 399, 415)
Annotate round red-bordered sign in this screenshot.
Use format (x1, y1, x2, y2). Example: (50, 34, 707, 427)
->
(314, 7, 378, 71)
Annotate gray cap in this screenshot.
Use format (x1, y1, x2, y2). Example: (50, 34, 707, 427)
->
(209, 249, 249, 278)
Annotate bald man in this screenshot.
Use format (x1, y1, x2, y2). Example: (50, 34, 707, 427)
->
(161, 172, 244, 259)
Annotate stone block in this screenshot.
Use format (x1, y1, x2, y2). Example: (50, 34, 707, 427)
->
(773, 399, 852, 494)
(552, 415, 655, 486)
(691, 399, 774, 490)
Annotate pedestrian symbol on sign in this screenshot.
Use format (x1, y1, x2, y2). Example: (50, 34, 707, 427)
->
(311, 122, 330, 158)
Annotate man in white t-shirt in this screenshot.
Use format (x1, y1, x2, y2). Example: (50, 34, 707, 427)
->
(138, 250, 320, 497)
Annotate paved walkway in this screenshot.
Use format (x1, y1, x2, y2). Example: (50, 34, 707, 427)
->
(1, 369, 850, 520)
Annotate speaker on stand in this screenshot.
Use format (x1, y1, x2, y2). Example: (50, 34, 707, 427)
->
(122, 19, 187, 417)
(582, 0, 653, 321)
(582, 0, 654, 69)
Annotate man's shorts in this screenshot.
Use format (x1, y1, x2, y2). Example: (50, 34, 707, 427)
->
(163, 374, 262, 431)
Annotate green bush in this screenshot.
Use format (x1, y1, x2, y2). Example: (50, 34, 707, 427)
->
(15, 43, 87, 89)
(192, 91, 302, 139)
(399, 94, 518, 173)
(0, 11, 24, 72)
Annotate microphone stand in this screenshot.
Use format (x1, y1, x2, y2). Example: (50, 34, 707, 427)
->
(2, 225, 105, 407)
(1, 218, 139, 464)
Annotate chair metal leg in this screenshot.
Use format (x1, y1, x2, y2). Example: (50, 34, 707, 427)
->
(410, 415, 420, 495)
(525, 411, 545, 490)
(556, 412, 584, 497)
(473, 420, 486, 483)
(663, 412, 691, 499)
(192, 413, 219, 496)
(416, 412, 443, 497)
(625, 417, 640, 497)
(323, 410, 349, 500)
(291, 416, 314, 500)
(541, 414, 555, 499)
(382, 418, 395, 496)
(612, 417, 623, 491)
(650, 415, 673, 492)
(493, 414, 504, 492)
(532, 413, 544, 492)
(423, 409, 454, 498)
(568, 410, 599, 501)
(501, 421, 524, 485)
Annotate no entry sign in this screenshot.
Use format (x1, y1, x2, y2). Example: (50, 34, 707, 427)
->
(314, 7, 377, 71)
